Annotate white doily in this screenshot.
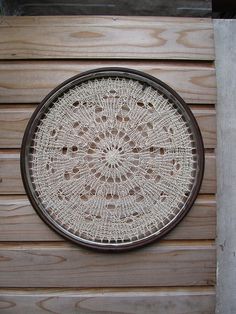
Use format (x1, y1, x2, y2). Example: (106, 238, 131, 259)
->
(25, 72, 203, 249)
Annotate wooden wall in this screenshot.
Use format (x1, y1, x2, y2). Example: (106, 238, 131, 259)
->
(0, 16, 216, 313)
(214, 19, 236, 314)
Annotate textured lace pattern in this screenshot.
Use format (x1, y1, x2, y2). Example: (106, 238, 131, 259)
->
(30, 78, 197, 245)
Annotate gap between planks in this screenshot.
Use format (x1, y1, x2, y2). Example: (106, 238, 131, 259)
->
(0, 286, 216, 295)
(0, 238, 216, 250)
(0, 103, 217, 109)
(0, 239, 215, 249)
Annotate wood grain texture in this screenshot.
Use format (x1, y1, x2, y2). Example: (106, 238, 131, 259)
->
(0, 61, 216, 104)
(0, 287, 215, 314)
(0, 104, 216, 149)
(0, 16, 213, 27)
(0, 195, 216, 241)
(0, 16, 214, 60)
(0, 241, 216, 287)
(0, 151, 216, 194)
(0, 14, 216, 311)
(214, 19, 236, 314)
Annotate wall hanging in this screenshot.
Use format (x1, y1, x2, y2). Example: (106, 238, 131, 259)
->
(21, 68, 204, 251)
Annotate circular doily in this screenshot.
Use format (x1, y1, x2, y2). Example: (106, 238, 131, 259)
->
(21, 68, 204, 250)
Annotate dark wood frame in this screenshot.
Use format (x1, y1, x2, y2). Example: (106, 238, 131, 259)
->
(20, 67, 205, 251)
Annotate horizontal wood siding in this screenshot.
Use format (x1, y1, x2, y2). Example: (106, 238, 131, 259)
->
(0, 151, 216, 194)
(0, 105, 217, 149)
(0, 195, 216, 241)
(0, 61, 216, 104)
(0, 16, 214, 60)
(0, 242, 215, 287)
(0, 16, 216, 313)
(0, 287, 215, 314)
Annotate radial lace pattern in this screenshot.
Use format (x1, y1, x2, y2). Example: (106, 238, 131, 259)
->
(24, 72, 203, 249)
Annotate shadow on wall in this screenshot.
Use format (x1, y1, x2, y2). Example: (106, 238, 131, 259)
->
(1, 0, 212, 16)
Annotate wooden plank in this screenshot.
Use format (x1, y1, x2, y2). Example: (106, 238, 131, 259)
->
(166, 195, 216, 240)
(202, 153, 216, 194)
(0, 195, 216, 241)
(0, 16, 214, 60)
(0, 241, 216, 287)
(0, 104, 216, 149)
(0, 287, 215, 314)
(0, 61, 216, 104)
(0, 151, 216, 195)
(0, 16, 213, 27)
(214, 19, 236, 314)
(191, 105, 216, 149)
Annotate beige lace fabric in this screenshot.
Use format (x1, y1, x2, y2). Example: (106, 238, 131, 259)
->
(30, 77, 198, 247)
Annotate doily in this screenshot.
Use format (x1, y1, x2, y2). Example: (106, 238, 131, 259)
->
(21, 68, 204, 250)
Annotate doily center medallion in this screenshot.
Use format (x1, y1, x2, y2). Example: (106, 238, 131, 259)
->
(21, 68, 204, 251)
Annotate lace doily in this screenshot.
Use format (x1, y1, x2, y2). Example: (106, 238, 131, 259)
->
(21, 68, 204, 250)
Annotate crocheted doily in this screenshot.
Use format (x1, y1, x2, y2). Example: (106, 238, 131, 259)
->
(21, 68, 204, 250)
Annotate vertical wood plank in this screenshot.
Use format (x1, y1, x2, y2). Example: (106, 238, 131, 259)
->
(214, 19, 236, 314)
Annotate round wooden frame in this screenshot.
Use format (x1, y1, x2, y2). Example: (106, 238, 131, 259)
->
(21, 67, 204, 251)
